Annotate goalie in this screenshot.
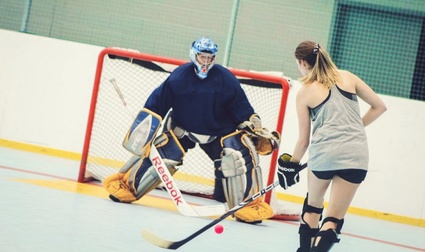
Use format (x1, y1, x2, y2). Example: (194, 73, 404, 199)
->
(103, 37, 280, 224)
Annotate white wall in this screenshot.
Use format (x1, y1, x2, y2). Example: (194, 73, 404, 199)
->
(0, 29, 102, 151)
(1, 29, 424, 221)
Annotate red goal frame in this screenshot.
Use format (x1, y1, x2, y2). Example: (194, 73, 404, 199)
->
(78, 47, 290, 205)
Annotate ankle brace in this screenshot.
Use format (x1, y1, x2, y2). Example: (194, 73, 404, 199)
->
(310, 217, 344, 252)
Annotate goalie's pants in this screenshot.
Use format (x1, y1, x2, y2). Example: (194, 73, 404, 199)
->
(176, 134, 226, 202)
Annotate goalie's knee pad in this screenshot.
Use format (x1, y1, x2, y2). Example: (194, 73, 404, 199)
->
(103, 130, 184, 202)
(310, 217, 344, 252)
(297, 194, 324, 252)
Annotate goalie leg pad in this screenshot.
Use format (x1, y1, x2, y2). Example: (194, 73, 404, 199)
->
(103, 130, 184, 202)
(217, 131, 259, 208)
(217, 131, 273, 223)
(234, 167, 273, 224)
(130, 130, 184, 199)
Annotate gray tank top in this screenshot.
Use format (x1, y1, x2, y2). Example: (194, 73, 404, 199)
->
(308, 85, 368, 171)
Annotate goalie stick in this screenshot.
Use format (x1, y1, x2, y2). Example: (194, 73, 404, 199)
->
(149, 145, 225, 216)
(109, 78, 225, 217)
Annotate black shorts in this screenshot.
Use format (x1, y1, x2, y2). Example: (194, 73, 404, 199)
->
(312, 169, 367, 184)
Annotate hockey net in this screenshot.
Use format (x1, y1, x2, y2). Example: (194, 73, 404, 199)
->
(78, 48, 294, 218)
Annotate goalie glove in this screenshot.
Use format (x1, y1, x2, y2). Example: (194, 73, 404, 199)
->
(249, 129, 280, 155)
(237, 114, 280, 155)
(277, 153, 307, 190)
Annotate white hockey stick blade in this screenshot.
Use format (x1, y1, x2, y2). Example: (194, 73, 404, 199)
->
(142, 229, 176, 249)
(150, 145, 225, 217)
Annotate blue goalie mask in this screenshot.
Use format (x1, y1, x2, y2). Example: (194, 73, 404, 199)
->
(189, 37, 218, 79)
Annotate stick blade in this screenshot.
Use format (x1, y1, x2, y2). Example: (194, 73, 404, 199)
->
(142, 229, 180, 250)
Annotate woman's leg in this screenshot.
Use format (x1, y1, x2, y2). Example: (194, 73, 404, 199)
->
(297, 169, 331, 252)
(310, 176, 361, 251)
(323, 175, 360, 227)
(304, 169, 332, 228)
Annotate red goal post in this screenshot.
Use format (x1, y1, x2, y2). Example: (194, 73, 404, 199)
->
(78, 47, 290, 208)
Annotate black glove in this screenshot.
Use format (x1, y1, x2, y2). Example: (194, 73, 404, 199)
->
(277, 153, 307, 190)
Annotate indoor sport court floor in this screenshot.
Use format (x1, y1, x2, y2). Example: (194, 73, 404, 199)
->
(0, 146, 424, 252)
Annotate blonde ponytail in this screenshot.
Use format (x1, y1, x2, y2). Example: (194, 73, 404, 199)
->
(295, 42, 339, 88)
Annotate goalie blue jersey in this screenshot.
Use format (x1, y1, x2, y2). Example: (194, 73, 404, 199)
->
(144, 62, 255, 137)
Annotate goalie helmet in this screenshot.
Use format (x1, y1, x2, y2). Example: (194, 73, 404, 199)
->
(190, 37, 218, 79)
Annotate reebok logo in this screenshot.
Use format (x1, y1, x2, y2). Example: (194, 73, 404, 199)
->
(151, 156, 183, 205)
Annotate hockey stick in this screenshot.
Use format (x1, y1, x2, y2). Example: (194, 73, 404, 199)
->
(109, 78, 134, 117)
(142, 180, 280, 250)
(109, 78, 225, 217)
(142, 162, 308, 249)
